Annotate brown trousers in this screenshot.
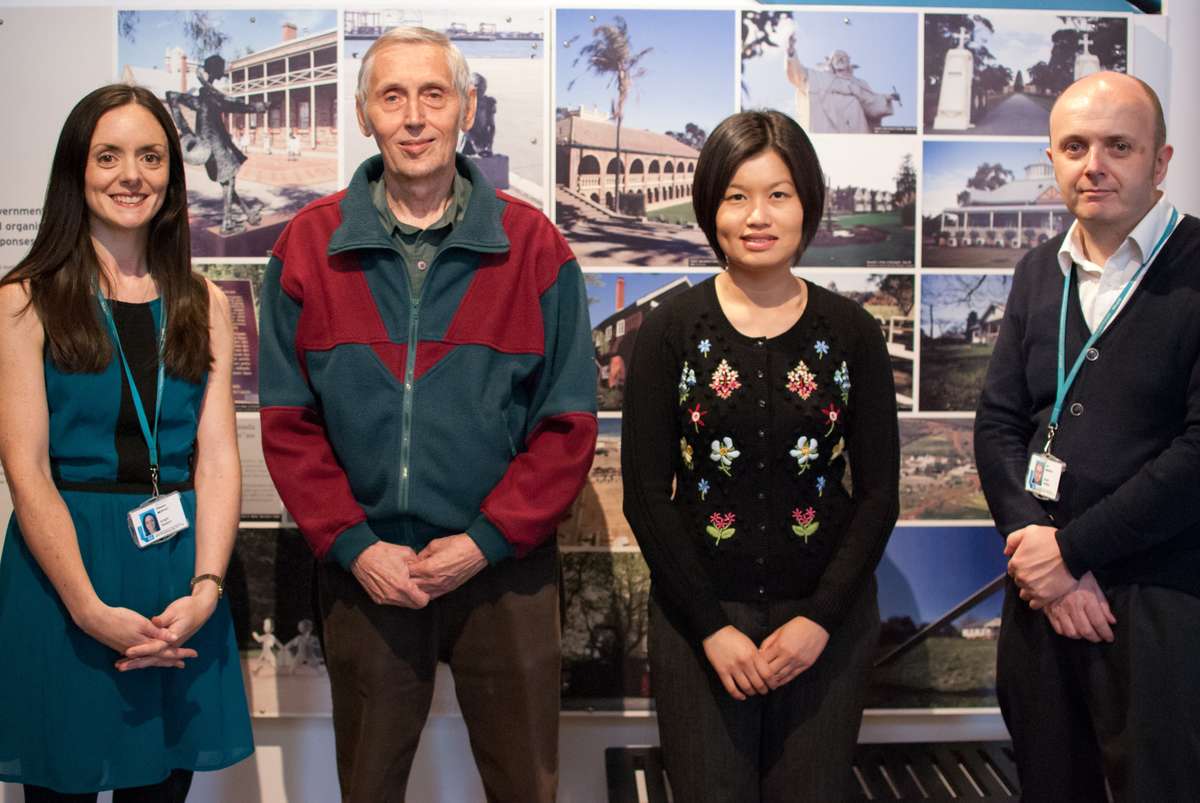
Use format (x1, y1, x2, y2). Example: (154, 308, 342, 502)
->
(318, 543, 561, 803)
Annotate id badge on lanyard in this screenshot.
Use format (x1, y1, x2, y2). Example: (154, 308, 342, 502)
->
(97, 290, 191, 548)
(1028, 208, 1179, 502)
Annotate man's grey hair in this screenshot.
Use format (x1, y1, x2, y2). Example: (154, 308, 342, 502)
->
(356, 26, 472, 110)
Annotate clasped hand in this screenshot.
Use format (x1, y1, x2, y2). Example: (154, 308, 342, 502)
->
(351, 535, 487, 609)
(1005, 525, 1116, 643)
(75, 584, 220, 672)
(702, 617, 830, 701)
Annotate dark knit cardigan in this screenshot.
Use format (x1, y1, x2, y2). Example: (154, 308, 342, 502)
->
(975, 215, 1200, 597)
(622, 278, 900, 643)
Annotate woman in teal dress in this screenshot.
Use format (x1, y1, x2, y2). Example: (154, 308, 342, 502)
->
(0, 84, 253, 800)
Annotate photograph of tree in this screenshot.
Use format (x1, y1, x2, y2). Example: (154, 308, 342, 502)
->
(899, 418, 990, 520)
(117, 10, 339, 258)
(555, 10, 735, 266)
(558, 418, 635, 548)
(869, 525, 1005, 708)
(924, 13, 1127, 135)
(920, 274, 1012, 413)
(807, 271, 915, 409)
(801, 136, 916, 268)
(343, 9, 546, 209)
(560, 549, 651, 708)
(922, 140, 1071, 268)
(740, 10, 918, 135)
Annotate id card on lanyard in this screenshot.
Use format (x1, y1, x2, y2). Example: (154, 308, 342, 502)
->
(96, 290, 190, 547)
(1026, 207, 1179, 501)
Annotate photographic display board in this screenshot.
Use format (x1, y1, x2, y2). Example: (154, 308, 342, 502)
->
(0, 3, 1170, 716)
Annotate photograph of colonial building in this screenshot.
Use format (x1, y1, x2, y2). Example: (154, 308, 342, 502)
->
(118, 10, 340, 257)
(919, 274, 1013, 412)
(555, 10, 734, 266)
(923, 140, 1072, 268)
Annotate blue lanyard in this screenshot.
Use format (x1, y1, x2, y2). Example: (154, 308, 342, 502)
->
(96, 289, 167, 495)
(1047, 207, 1179, 453)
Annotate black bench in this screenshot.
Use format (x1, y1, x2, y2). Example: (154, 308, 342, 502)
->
(606, 742, 1020, 802)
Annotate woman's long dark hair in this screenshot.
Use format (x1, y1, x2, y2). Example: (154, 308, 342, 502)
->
(1, 83, 210, 381)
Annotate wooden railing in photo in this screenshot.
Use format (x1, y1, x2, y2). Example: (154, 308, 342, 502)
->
(606, 742, 1021, 801)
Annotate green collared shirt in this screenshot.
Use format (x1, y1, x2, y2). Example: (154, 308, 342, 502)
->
(369, 168, 473, 297)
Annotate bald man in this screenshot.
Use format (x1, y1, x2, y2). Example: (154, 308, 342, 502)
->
(975, 71, 1200, 801)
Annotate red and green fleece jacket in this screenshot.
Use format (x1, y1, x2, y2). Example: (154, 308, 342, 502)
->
(259, 154, 598, 568)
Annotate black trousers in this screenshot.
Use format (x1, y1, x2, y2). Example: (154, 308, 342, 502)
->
(318, 542, 560, 803)
(997, 580, 1200, 803)
(23, 770, 193, 803)
(649, 583, 879, 803)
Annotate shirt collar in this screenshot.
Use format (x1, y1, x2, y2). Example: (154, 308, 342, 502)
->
(1057, 194, 1177, 277)
(370, 168, 472, 237)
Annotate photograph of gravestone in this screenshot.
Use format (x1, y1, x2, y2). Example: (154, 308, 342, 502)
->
(560, 549, 652, 709)
(922, 140, 1072, 268)
(343, 9, 546, 208)
(800, 136, 916, 268)
(558, 418, 632, 548)
(555, 10, 735, 267)
(740, 10, 917, 135)
(807, 271, 915, 410)
(194, 262, 267, 408)
(920, 274, 1013, 413)
(118, 10, 339, 258)
(899, 418, 990, 521)
(924, 13, 1127, 136)
(869, 525, 1005, 709)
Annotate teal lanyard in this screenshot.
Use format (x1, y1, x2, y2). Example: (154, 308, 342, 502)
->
(1046, 207, 1179, 454)
(96, 290, 167, 496)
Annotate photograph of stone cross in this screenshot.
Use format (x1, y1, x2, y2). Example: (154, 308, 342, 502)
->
(923, 13, 1127, 136)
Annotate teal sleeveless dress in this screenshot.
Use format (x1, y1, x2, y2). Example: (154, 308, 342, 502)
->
(0, 297, 253, 793)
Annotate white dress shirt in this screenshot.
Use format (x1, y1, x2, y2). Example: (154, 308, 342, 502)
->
(1056, 195, 1180, 332)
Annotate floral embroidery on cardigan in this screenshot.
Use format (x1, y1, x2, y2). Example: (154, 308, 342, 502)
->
(687, 403, 707, 433)
(678, 361, 697, 404)
(816, 475, 827, 497)
(710, 436, 741, 476)
(698, 338, 712, 358)
(680, 438, 694, 470)
(698, 478, 710, 500)
(822, 403, 841, 436)
(791, 507, 819, 542)
(789, 436, 819, 474)
(814, 340, 830, 359)
(709, 359, 742, 400)
(834, 361, 851, 404)
(707, 512, 736, 544)
(785, 361, 818, 400)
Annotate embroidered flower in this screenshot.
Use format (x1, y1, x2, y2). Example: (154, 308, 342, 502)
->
(786, 361, 818, 400)
(698, 478, 710, 501)
(698, 339, 712, 357)
(680, 438, 694, 470)
(789, 436, 819, 474)
(816, 475, 827, 497)
(822, 403, 841, 436)
(814, 340, 830, 359)
(791, 507, 820, 542)
(687, 403, 707, 433)
(709, 359, 742, 400)
(834, 361, 851, 404)
(706, 511, 737, 544)
(709, 436, 741, 476)
(678, 361, 697, 404)
(829, 437, 845, 463)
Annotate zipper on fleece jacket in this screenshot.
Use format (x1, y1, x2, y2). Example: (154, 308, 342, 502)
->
(399, 272, 421, 512)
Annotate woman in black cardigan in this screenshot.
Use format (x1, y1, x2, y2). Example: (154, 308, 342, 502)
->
(622, 110, 900, 802)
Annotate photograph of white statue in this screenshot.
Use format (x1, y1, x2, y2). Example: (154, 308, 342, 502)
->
(741, 10, 918, 135)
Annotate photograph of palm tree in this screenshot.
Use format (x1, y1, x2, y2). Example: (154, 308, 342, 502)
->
(554, 10, 735, 267)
